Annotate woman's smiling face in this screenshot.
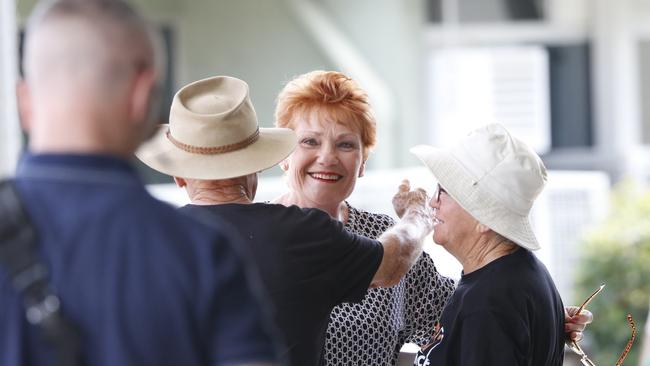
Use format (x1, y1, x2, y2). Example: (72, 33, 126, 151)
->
(283, 109, 365, 208)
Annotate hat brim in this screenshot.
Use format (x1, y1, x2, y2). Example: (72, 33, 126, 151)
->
(136, 124, 297, 180)
(410, 145, 541, 251)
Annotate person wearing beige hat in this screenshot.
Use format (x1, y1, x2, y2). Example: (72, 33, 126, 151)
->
(137, 75, 436, 366)
(411, 124, 565, 365)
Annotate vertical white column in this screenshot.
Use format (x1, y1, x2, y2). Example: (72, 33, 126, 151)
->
(545, 0, 588, 27)
(0, 0, 22, 178)
(591, 0, 642, 180)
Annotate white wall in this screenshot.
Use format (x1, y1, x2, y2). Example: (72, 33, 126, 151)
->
(318, 0, 427, 168)
(173, 0, 332, 129)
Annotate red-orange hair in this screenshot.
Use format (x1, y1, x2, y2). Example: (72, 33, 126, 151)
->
(275, 70, 377, 160)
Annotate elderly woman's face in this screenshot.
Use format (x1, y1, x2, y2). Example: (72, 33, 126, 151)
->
(283, 110, 364, 208)
(430, 185, 479, 247)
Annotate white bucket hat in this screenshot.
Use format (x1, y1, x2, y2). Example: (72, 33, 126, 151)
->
(410, 123, 547, 251)
(136, 76, 297, 179)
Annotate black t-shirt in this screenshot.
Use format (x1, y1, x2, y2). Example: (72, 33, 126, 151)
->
(179, 203, 384, 366)
(414, 248, 565, 366)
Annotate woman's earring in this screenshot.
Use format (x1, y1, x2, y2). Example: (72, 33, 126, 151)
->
(280, 160, 289, 171)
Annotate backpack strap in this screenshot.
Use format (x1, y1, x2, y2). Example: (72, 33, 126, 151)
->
(0, 180, 82, 366)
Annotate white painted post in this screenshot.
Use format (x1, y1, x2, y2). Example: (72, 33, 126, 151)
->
(0, 0, 22, 178)
(591, 0, 642, 181)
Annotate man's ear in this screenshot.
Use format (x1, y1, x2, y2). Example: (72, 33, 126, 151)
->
(358, 160, 366, 178)
(174, 177, 186, 188)
(476, 222, 491, 234)
(127, 68, 157, 125)
(16, 80, 32, 133)
(279, 159, 289, 172)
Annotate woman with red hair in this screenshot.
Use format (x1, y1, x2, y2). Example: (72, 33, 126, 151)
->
(274, 70, 455, 365)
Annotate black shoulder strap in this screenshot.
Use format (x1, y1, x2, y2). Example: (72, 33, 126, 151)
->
(0, 180, 83, 366)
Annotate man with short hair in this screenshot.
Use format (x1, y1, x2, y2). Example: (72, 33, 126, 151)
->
(0, 1, 278, 365)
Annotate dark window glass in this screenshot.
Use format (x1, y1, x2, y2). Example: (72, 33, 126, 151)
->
(426, 0, 544, 23)
(548, 43, 593, 148)
(134, 25, 176, 184)
(427, 0, 443, 23)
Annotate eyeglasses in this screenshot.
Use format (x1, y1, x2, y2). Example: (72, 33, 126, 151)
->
(434, 184, 447, 204)
(567, 283, 637, 366)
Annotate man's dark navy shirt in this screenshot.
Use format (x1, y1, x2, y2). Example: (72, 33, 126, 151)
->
(0, 153, 277, 366)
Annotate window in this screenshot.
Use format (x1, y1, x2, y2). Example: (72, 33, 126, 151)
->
(427, 45, 551, 152)
(427, 0, 545, 23)
(548, 43, 592, 148)
(426, 42, 593, 153)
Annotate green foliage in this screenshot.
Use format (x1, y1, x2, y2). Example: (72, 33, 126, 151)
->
(575, 180, 650, 365)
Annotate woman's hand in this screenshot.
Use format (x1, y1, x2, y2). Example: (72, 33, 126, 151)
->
(371, 180, 434, 287)
(564, 306, 594, 342)
(392, 179, 430, 219)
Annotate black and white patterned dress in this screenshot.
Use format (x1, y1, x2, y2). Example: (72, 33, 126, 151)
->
(323, 202, 456, 366)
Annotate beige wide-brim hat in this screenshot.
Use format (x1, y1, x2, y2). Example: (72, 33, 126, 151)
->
(136, 76, 297, 180)
(410, 123, 547, 251)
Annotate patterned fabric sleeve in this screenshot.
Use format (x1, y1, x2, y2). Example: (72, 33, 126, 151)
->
(402, 253, 456, 346)
(325, 203, 458, 366)
(347, 206, 396, 239)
